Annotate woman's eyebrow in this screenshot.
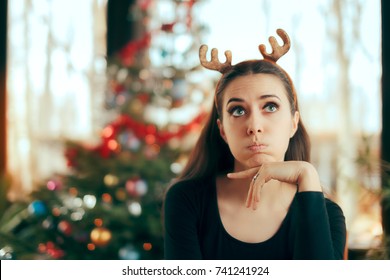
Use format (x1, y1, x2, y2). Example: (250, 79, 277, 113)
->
(226, 97, 244, 105)
(226, 94, 281, 105)
(258, 94, 282, 101)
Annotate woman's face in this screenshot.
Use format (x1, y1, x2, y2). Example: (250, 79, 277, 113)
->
(217, 73, 299, 172)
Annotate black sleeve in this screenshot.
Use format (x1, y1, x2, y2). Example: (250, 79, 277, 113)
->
(292, 192, 346, 260)
(163, 181, 203, 259)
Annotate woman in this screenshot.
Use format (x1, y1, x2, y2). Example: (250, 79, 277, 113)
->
(163, 29, 346, 259)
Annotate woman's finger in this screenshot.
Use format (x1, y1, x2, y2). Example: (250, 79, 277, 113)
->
(246, 180, 254, 208)
(227, 167, 258, 179)
(246, 172, 264, 210)
(252, 178, 261, 210)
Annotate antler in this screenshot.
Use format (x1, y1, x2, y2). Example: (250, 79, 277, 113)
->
(199, 45, 232, 73)
(259, 28, 290, 62)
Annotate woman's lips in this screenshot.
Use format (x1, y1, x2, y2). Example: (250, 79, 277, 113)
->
(248, 144, 267, 152)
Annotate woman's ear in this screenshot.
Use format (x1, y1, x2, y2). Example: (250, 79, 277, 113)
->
(217, 119, 228, 143)
(290, 111, 300, 138)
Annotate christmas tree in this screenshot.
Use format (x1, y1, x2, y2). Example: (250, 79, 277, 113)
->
(0, 0, 211, 260)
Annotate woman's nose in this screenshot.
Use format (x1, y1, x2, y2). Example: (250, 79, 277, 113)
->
(246, 114, 263, 135)
(247, 127, 262, 135)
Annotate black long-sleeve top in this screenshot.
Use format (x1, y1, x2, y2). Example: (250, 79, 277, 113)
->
(164, 176, 346, 260)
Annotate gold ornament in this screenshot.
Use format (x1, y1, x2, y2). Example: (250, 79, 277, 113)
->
(90, 227, 112, 247)
(104, 174, 119, 187)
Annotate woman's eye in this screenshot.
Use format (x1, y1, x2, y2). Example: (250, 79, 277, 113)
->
(229, 107, 246, 117)
(264, 103, 278, 112)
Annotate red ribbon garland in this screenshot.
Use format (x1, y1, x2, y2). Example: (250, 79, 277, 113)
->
(118, 33, 151, 66)
(105, 112, 205, 144)
(91, 112, 206, 158)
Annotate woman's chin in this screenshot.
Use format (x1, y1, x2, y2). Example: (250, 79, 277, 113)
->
(249, 154, 275, 166)
(235, 156, 274, 170)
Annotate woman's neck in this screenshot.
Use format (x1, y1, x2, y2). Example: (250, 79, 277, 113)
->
(217, 173, 294, 210)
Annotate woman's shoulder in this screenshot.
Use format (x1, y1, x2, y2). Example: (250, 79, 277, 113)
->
(324, 197, 345, 216)
(165, 176, 214, 200)
(294, 191, 345, 216)
(164, 177, 215, 217)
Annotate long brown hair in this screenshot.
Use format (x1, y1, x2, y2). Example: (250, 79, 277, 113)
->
(176, 59, 310, 182)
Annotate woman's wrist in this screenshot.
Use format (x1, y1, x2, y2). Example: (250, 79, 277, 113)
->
(297, 162, 322, 192)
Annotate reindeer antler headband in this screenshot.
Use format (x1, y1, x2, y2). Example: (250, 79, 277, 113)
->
(199, 28, 291, 73)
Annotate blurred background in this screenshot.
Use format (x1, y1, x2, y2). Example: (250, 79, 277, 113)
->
(0, 0, 389, 260)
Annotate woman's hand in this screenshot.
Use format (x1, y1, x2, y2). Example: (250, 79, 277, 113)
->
(227, 161, 322, 210)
